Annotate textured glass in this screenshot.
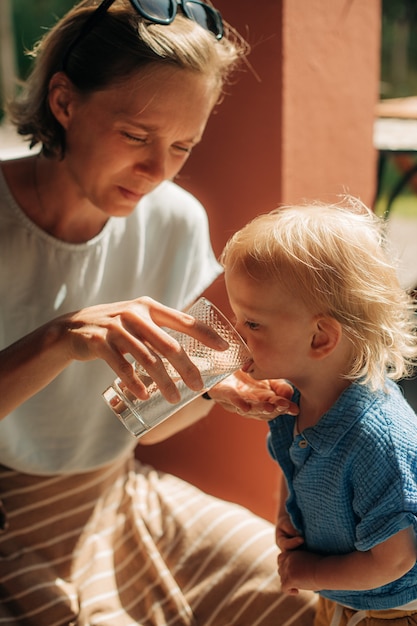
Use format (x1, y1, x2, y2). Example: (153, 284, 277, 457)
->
(103, 298, 249, 437)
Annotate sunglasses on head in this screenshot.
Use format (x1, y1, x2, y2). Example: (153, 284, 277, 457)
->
(62, 0, 224, 73)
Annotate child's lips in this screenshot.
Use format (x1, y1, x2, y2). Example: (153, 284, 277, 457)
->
(242, 359, 255, 373)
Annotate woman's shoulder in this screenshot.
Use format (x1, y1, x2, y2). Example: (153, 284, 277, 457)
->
(0, 157, 42, 230)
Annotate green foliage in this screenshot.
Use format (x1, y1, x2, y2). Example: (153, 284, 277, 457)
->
(381, 0, 417, 97)
(11, 0, 74, 80)
(382, 0, 417, 21)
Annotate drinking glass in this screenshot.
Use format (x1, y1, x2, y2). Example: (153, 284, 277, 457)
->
(102, 297, 249, 438)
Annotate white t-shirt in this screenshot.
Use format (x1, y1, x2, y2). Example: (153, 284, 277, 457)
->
(0, 167, 222, 474)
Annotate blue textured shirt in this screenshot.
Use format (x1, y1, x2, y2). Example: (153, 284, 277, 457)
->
(268, 379, 417, 610)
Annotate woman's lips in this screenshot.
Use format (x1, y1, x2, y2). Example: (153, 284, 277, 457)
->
(118, 186, 144, 203)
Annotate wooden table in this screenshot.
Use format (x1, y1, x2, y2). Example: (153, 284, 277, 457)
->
(374, 97, 417, 217)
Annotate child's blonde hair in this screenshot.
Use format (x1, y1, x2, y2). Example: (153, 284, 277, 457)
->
(220, 197, 417, 390)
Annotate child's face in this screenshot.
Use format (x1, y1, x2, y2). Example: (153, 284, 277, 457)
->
(225, 266, 318, 385)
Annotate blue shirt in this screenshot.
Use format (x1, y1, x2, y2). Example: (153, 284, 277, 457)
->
(268, 379, 417, 610)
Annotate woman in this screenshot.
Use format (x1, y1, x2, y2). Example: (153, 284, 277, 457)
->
(0, 1, 316, 623)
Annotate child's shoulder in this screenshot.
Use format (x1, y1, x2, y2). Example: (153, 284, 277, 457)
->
(356, 379, 417, 443)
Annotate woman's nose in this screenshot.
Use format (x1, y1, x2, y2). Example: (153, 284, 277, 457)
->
(135, 148, 168, 183)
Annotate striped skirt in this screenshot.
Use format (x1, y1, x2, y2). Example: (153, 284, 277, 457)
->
(0, 453, 317, 625)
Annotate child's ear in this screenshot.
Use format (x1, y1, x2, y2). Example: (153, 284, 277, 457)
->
(48, 72, 75, 130)
(310, 316, 342, 359)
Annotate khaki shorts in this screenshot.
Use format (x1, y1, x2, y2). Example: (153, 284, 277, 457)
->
(315, 596, 417, 626)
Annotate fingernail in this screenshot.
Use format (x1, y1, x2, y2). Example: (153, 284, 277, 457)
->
(276, 401, 290, 412)
(287, 408, 299, 416)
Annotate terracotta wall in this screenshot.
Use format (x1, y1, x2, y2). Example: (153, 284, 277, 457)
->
(137, 0, 382, 522)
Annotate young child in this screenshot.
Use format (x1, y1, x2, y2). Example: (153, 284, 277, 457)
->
(220, 197, 417, 626)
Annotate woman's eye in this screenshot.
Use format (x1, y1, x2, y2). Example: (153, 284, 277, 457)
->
(173, 144, 192, 154)
(122, 131, 147, 144)
(245, 321, 260, 331)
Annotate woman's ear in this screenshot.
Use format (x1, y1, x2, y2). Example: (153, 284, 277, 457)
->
(310, 316, 342, 360)
(48, 72, 75, 130)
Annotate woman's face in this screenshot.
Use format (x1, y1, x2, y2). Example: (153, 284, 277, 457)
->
(54, 65, 218, 216)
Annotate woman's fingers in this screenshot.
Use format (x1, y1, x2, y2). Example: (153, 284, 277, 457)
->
(64, 297, 231, 402)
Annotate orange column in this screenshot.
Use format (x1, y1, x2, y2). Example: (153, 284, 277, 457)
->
(137, 0, 381, 522)
(281, 0, 381, 204)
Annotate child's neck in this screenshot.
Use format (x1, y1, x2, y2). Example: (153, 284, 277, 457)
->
(294, 330, 354, 431)
(296, 376, 351, 431)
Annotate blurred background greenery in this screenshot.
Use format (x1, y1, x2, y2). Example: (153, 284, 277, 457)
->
(376, 0, 417, 218)
(0, 0, 74, 120)
(6, 0, 74, 83)
(381, 0, 417, 98)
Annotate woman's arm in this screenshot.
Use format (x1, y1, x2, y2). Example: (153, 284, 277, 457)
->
(0, 297, 227, 420)
(278, 526, 417, 594)
(0, 295, 300, 445)
(0, 320, 72, 419)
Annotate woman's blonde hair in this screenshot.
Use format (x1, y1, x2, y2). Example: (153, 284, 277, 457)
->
(220, 197, 417, 390)
(7, 0, 248, 157)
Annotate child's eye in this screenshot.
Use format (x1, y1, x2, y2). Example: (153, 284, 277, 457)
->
(245, 320, 260, 331)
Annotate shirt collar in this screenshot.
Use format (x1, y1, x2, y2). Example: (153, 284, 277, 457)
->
(300, 383, 383, 455)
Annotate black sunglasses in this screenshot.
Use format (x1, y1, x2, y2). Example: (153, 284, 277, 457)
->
(62, 0, 224, 73)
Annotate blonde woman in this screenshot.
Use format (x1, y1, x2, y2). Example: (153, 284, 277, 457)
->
(221, 198, 417, 626)
(0, 1, 316, 623)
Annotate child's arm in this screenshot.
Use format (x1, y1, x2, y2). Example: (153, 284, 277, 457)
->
(275, 472, 304, 552)
(278, 526, 416, 595)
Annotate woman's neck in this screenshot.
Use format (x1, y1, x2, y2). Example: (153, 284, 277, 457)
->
(2, 154, 108, 243)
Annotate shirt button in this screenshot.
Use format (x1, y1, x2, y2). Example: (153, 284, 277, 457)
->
(298, 439, 308, 448)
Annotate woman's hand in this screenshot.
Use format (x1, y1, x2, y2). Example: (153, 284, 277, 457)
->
(63, 296, 229, 402)
(0, 296, 229, 419)
(205, 370, 299, 420)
